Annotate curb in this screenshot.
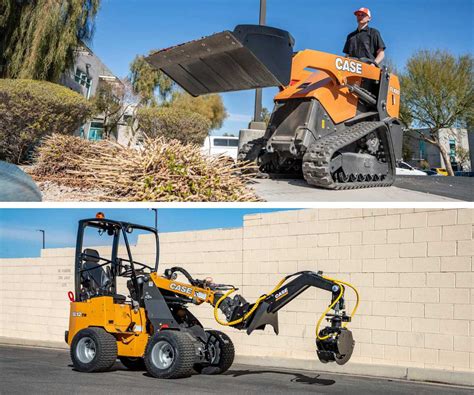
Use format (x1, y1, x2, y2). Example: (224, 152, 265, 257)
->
(1, 337, 472, 387)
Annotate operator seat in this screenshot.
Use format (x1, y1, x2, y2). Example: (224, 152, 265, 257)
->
(81, 249, 126, 303)
(82, 249, 110, 292)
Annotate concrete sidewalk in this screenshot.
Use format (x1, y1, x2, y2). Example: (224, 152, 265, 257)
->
(251, 178, 463, 202)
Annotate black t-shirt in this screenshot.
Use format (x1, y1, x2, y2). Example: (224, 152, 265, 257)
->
(343, 26, 386, 61)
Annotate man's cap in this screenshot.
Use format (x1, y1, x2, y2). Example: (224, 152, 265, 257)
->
(354, 7, 371, 18)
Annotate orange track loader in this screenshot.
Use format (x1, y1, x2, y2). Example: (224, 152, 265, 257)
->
(146, 25, 403, 189)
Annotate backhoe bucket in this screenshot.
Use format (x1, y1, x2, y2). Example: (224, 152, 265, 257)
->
(146, 24, 295, 96)
(316, 328, 355, 365)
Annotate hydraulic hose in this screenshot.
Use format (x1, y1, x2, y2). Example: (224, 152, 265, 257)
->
(315, 275, 360, 340)
(213, 273, 360, 341)
(213, 277, 287, 327)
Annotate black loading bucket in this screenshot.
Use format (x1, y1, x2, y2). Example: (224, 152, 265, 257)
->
(146, 24, 295, 96)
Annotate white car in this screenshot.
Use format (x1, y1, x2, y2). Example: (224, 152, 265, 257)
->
(396, 161, 427, 176)
(202, 136, 239, 160)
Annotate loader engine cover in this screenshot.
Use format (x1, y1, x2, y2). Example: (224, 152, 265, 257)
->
(316, 328, 354, 365)
(146, 24, 295, 96)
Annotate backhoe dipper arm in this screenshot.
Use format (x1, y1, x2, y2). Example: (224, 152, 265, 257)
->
(211, 270, 359, 365)
(212, 271, 351, 335)
(153, 267, 359, 365)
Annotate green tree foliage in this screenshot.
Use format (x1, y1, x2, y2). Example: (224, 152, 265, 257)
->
(136, 107, 210, 146)
(400, 50, 473, 175)
(0, 79, 93, 163)
(130, 55, 174, 105)
(170, 92, 227, 130)
(0, 0, 100, 81)
(261, 107, 271, 125)
(92, 79, 134, 139)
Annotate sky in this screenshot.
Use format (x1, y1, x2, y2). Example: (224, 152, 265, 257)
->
(87, 0, 473, 135)
(0, 208, 295, 258)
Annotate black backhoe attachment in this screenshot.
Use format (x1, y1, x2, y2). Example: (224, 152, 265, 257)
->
(209, 270, 359, 365)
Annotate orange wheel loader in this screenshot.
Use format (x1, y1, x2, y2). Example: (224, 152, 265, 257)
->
(66, 214, 359, 379)
(146, 25, 403, 189)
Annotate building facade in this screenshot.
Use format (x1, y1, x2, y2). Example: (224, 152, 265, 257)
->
(404, 128, 471, 171)
(60, 45, 136, 145)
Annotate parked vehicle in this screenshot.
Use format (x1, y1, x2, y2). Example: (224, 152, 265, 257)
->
(431, 168, 448, 176)
(202, 135, 239, 160)
(396, 161, 427, 176)
(422, 170, 440, 176)
(454, 171, 474, 177)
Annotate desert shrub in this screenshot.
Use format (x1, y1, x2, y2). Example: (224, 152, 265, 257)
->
(0, 79, 93, 163)
(136, 106, 210, 146)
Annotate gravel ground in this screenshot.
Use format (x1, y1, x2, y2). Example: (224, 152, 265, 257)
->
(36, 180, 109, 202)
(21, 165, 109, 202)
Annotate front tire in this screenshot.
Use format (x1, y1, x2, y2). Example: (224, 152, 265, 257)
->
(144, 331, 195, 379)
(195, 330, 235, 375)
(70, 327, 117, 372)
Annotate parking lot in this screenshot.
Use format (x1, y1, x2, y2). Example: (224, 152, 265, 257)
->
(1, 345, 472, 395)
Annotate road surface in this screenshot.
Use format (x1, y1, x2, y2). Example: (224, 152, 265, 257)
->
(0, 345, 471, 395)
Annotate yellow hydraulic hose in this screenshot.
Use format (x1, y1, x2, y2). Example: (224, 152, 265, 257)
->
(315, 276, 360, 340)
(213, 277, 287, 327)
(213, 274, 360, 342)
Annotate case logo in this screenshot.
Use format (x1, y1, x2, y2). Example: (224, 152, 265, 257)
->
(275, 288, 288, 300)
(170, 283, 193, 295)
(335, 58, 362, 74)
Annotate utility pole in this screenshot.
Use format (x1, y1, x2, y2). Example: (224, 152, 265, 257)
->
(253, 0, 266, 123)
(36, 229, 45, 249)
(149, 209, 158, 231)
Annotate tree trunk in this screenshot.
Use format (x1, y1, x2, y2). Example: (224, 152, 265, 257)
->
(437, 142, 455, 176)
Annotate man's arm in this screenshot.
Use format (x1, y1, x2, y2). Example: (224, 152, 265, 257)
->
(375, 49, 385, 65)
(372, 29, 386, 65)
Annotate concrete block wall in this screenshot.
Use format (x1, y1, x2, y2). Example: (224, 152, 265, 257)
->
(0, 209, 472, 379)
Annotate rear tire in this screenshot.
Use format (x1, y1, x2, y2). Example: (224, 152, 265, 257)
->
(195, 330, 235, 375)
(144, 331, 195, 379)
(70, 327, 117, 372)
(119, 356, 146, 371)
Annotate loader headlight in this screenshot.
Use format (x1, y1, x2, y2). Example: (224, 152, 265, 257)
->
(316, 328, 354, 365)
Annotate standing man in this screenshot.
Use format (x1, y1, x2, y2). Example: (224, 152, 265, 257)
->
(343, 7, 386, 66)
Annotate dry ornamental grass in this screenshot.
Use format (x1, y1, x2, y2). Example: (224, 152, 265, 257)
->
(32, 134, 259, 202)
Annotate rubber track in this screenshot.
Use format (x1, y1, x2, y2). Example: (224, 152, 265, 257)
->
(302, 121, 395, 190)
(237, 138, 265, 162)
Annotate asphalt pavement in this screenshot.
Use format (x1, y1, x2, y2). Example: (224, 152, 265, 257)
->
(0, 345, 472, 395)
(251, 176, 472, 202)
(394, 176, 474, 201)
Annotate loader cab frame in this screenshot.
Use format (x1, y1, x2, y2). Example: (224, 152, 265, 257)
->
(74, 217, 159, 303)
